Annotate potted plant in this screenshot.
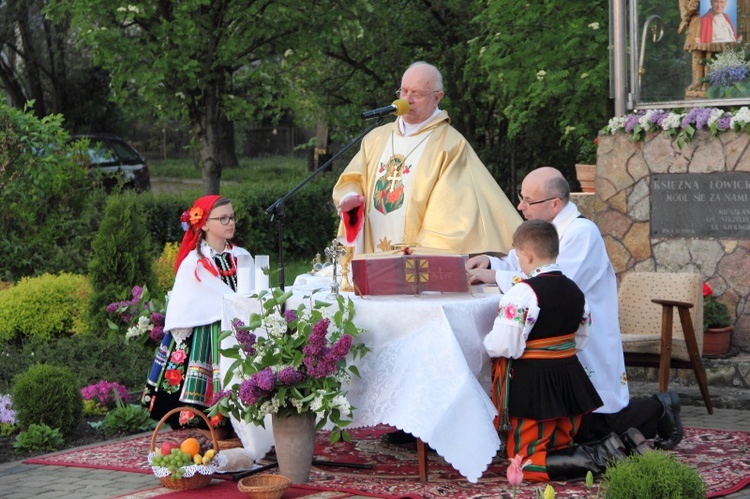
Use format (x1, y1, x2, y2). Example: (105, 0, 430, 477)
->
(702, 283, 733, 357)
(211, 288, 368, 483)
(574, 137, 598, 193)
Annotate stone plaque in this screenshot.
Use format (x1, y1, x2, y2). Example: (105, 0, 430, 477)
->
(651, 173, 750, 238)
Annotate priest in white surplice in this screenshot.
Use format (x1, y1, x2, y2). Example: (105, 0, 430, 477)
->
(467, 167, 684, 451)
(333, 61, 521, 256)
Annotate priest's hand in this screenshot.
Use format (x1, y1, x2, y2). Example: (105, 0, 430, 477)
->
(466, 254, 490, 270)
(467, 268, 496, 284)
(337, 194, 365, 216)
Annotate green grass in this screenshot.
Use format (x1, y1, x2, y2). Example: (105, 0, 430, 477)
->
(149, 156, 310, 184)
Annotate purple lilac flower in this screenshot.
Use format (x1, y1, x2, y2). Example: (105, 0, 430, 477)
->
(682, 108, 712, 129)
(254, 368, 276, 391)
(238, 379, 262, 405)
(209, 389, 231, 405)
(277, 367, 305, 385)
(232, 318, 245, 331)
(151, 312, 165, 327)
(717, 115, 732, 130)
(150, 326, 165, 343)
(284, 309, 297, 323)
(709, 66, 748, 88)
(647, 110, 665, 125)
(624, 114, 639, 132)
(0, 394, 16, 424)
(330, 335, 352, 360)
(131, 286, 144, 303)
(236, 330, 257, 355)
(106, 302, 120, 314)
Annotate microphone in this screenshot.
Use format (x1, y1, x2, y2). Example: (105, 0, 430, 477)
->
(361, 99, 410, 119)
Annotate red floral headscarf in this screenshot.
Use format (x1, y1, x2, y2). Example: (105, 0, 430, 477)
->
(174, 195, 221, 273)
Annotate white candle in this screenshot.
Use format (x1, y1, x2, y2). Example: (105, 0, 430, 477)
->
(236, 254, 253, 295)
(254, 255, 270, 291)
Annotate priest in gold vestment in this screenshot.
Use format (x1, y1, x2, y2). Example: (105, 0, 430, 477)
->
(333, 62, 521, 256)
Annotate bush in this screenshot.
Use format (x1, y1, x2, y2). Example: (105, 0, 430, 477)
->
(0, 101, 106, 282)
(93, 403, 157, 436)
(0, 335, 153, 394)
(601, 450, 706, 498)
(11, 364, 83, 435)
(0, 273, 91, 342)
(153, 242, 179, 295)
(87, 194, 158, 334)
(13, 423, 65, 453)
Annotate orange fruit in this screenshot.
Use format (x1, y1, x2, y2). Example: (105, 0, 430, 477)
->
(180, 437, 201, 457)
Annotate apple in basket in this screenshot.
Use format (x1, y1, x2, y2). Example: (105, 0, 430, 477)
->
(160, 439, 180, 456)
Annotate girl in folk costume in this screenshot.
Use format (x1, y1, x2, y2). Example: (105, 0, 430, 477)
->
(141, 195, 252, 428)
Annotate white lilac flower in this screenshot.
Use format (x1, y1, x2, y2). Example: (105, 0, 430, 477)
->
(730, 106, 750, 128)
(309, 395, 324, 413)
(607, 116, 626, 134)
(264, 312, 287, 337)
(126, 326, 142, 339)
(331, 395, 352, 416)
(660, 112, 683, 131)
(536, 70, 547, 81)
(589, 22, 600, 30)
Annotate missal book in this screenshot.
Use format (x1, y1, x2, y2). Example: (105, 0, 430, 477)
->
(351, 249, 469, 296)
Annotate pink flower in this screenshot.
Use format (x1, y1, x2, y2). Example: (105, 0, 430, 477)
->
(170, 349, 187, 364)
(507, 454, 531, 487)
(703, 282, 713, 298)
(503, 304, 518, 320)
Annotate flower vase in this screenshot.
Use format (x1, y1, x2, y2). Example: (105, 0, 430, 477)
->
(272, 412, 316, 483)
(703, 325, 733, 358)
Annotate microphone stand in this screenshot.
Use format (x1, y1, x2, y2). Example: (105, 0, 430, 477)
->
(265, 117, 384, 292)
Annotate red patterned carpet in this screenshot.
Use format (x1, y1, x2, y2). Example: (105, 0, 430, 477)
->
(25, 425, 750, 498)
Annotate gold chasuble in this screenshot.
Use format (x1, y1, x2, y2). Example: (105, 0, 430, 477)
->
(333, 110, 521, 255)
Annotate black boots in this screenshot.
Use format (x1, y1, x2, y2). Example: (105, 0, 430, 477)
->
(653, 391, 683, 450)
(545, 428, 649, 481)
(546, 432, 629, 481)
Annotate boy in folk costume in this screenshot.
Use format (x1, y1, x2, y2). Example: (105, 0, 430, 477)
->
(142, 195, 252, 428)
(485, 220, 646, 482)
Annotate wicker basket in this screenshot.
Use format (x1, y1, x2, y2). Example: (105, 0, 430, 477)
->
(237, 474, 291, 499)
(149, 406, 219, 490)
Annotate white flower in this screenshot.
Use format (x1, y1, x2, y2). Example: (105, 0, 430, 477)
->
(730, 106, 750, 127)
(536, 70, 547, 81)
(331, 395, 352, 416)
(580, 73, 589, 79)
(606, 116, 626, 134)
(589, 22, 600, 30)
(128, 5, 140, 13)
(564, 126, 576, 135)
(263, 312, 287, 337)
(175, 92, 185, 100)
(660, 112, 683, 131)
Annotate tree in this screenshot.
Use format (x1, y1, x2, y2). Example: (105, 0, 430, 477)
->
(46, 0, 340, 194)
(0, 0, 121, 132)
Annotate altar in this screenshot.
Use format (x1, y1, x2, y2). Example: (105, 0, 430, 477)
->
(220, 282, 502, 483)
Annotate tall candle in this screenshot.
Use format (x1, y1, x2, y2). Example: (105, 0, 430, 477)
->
(236, 254, 253, 294)
(254, 254, 270, 291)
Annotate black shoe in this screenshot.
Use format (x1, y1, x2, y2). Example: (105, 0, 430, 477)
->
(653, 391, 683, 450)
(620, 427, 650, 455)
(381, 429, 417, 445)
(546, 432, 629, 481)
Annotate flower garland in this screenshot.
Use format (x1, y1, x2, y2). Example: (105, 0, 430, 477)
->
(602, 107, 750, 147)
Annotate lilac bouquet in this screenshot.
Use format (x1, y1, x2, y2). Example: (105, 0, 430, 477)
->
(211, 288, 368, 443)
(106, 285, 166, 345)
(0, 394, 16, 435)
(705, 48, 750, 99)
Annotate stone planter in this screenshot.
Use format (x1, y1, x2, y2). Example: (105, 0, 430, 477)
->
(575, 164, 596, 192)
(703, 325, 733, 358)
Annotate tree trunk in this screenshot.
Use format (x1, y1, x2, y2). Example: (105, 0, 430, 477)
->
(217, 114, 239, 168)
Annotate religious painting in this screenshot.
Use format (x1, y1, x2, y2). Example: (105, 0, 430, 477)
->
(634, 0, 750, 107)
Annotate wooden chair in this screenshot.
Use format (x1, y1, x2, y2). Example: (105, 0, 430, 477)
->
(618, 272, 713, 414)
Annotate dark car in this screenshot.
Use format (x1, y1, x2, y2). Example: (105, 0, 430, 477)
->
(72, 134, 151, 192)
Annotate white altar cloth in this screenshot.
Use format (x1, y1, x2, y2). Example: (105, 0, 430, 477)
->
(220, 285, 501, 483)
